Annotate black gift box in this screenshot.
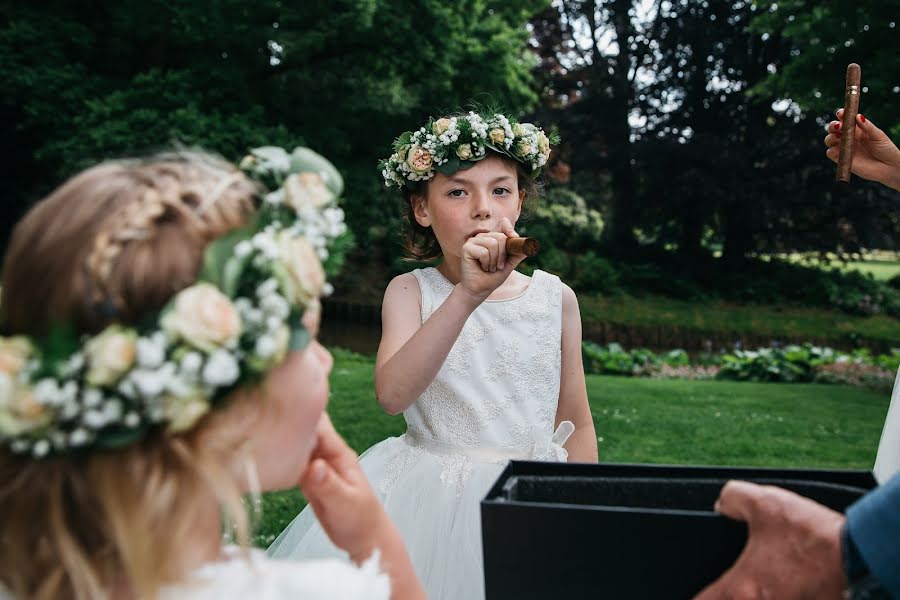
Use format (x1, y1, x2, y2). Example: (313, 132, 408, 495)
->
(481, 461, 876, 600)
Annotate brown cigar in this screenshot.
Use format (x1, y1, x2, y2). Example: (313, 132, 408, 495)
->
(506, 237, 541, 257)
(836, 63, 861, 183)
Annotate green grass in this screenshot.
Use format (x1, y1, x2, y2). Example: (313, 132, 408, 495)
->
(253, 350, 891, 547)
(579, 293, 900, 347)
(765, 251, 900, 281)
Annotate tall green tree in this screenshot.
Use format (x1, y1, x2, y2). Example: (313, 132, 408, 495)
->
(750, 0, 900, 139)
(0, 0, 548, 274)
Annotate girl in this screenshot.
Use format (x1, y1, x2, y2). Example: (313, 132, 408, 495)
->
(269, 111, 598, 599)
(0, 149, 425, 600)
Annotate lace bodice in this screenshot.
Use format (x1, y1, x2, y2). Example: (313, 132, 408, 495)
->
(406, 268, 563, 450)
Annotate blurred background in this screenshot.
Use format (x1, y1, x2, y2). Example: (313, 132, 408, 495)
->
(2, 0, 899, 362)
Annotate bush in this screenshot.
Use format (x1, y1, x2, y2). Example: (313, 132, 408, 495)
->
(572, 252, 620, 293)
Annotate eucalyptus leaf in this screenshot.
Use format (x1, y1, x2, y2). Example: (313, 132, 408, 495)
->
(289, 326, 311, 351)
(199, 227, 252, 288)
(436, 157, 460, 175)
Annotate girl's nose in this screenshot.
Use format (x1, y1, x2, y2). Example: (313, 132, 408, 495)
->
(471, 192, 491, 219)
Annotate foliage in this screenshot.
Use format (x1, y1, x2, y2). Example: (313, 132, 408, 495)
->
(0, 0, 549, 257)
(750, 0, 900, 140)
(582, 340, 899, 390)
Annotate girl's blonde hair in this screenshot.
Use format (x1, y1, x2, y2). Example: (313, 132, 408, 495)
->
(0, 153, 263, 600)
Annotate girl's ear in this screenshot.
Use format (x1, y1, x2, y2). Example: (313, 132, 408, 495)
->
(517, 189, 526, 217)
(411, 194, 431, 227)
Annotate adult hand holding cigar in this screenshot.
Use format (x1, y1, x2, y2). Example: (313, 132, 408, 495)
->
(826, 111, 900, 192)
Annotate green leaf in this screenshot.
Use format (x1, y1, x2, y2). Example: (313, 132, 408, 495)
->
(436, 157, 460, 175)
(199, 227, 253, 289)
(94, 426, 148, 449)
(289, 326, 311, 351)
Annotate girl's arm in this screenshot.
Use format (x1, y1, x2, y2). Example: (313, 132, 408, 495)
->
(555, 284, 598, 462)
(374, 273, 481, 415)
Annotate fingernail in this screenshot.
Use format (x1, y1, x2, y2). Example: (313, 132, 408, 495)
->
(836, 121, 842, 130)
(860, 114, 866, 123)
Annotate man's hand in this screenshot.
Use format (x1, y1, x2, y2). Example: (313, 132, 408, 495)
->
(693, 480, 847, 600)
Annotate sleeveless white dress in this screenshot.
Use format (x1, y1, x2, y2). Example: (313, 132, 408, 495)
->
(269, 267, 573, 600)
(874, 366, 900, 483)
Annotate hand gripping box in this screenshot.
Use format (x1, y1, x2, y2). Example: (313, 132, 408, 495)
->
(481, 460, 876, 599)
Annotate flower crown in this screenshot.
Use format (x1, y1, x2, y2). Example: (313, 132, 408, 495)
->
(379, 111, 559, 190)
(0, 146, 350, 458)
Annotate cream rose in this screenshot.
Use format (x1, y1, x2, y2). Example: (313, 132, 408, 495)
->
(433, 118, 452, 136)
(537, 131, 551, 155)
(0, 337, 33, 376)
(283, 172, 333, 212)
(456, 144, 473, 160)
(0, 375, 50, 436)
(161, 283, 242, 352)
(406, 145, 434, 174)
(273, 233, 326, 308)
(84, 326, 137, 386)
(515, 140, 535, 157)
(164, 388, 210, 433)
(489, 128, 506, 144)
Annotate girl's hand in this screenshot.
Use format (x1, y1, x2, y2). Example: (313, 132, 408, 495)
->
(299, 414, 397, 562)
(825, 110, 900, 191)
(459, 218, 528, 301)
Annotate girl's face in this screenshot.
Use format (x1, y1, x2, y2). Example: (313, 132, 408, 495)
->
(413, 154, 524, 258)
(247, 308, 333, 491)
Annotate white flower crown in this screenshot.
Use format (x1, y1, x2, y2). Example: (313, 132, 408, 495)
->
(379, 111, 558, 190)
(0, 146, 350, 458)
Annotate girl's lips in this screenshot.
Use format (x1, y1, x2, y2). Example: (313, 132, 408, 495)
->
(467, 228, 491, 238)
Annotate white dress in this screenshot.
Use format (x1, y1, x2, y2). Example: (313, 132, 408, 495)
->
(874, 366, 900, 483)
(0, 547, 389, 600)
(269, 267, 573, 600)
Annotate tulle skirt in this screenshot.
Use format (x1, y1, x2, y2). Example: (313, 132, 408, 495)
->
(268, 426, 572, 600)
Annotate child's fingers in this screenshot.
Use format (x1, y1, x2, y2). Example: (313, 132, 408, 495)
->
(308, 414, 361, 480)
(498, 217, 518, 239)
(465, 241, 492, 271)
(470, 235, 500, 272)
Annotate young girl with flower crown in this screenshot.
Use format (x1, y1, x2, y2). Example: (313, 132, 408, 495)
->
(269, 111, 599, 600)
(0, 148, 425, 600)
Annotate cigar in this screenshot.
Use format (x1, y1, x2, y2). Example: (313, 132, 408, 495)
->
(506, 237, 541, 257)
(836, 63, 861, 183)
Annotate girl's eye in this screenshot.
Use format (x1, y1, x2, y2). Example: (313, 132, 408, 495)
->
(493, 187, 511, 196)
(448, 189, 466, 197)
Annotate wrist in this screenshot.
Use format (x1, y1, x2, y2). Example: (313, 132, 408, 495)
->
(450, 283, 486, 311)
(348, 512, 398, 565)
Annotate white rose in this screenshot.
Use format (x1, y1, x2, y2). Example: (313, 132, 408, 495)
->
(272, 233, 326, 308)
(489, 128, 506, 144)
(161, 283, 242, 352)
(0, 375, 51, 436)
(406, 145, 434, 174)
(456, 144, 473, 160)
(84, 326, 137, 386)
(0, 337, 33, 376)
(433, 118, 452, 136)
(283, 172, 333, 212)
(164, 387, 211, 433)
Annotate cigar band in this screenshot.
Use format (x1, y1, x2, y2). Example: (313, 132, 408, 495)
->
(848, 85, 859, 95)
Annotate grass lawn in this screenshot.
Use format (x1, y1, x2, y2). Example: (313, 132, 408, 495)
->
(579, 293, 900, 348)
(771, 251, 900, 281)
(253, 350, 891, 547)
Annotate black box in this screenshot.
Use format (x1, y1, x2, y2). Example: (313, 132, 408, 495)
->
(481, 461, 876, 599)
